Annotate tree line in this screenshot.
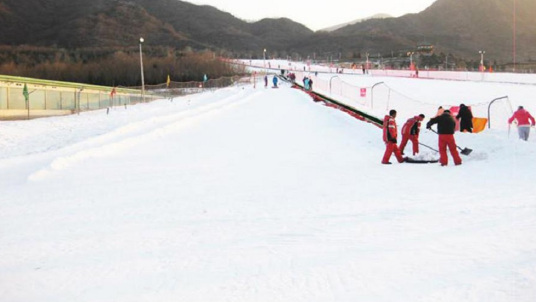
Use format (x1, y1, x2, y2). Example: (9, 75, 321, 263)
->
(0, 46, 240, 86)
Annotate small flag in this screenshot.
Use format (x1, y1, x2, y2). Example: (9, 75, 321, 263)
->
(166, 75, 171, 88)
(23, 83, 29, 101)
(360, 88, 367, 97)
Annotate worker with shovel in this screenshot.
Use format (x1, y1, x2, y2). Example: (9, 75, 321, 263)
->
(426, 110, 462, 166)
(400, 114, 425, 156)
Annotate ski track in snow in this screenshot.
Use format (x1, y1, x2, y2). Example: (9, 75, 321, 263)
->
(27, 89, 258, 181)
(1, 70, 536, 302)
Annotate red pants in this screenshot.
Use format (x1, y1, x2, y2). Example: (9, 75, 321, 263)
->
(399, 134, 419, 155)
(382, 142, 404, 164)
(438, 134, 462, 166)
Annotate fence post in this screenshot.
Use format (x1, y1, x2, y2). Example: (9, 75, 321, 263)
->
(329, 76, 339, 96)
(371, 82, 385, 110)
(487, 96, 509, 129)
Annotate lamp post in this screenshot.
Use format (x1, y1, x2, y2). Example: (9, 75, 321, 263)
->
(513, 0, 516, 72)
(139, 37, 145, 102)
(479, 50, 485, 71)
(263, 48, 266, 74)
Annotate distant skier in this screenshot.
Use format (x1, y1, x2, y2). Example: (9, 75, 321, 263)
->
(308, 78, 313, 91)
(272, 75, 278, 88)
(399, 114, 425, 156)
(508, 106, 535, 141)
(456, 104, 473, 133)
(426, 110, 462, 166)
(382, 109, 405, 165)
(303, 77, 310, 90)
(264, 75, 268, 88)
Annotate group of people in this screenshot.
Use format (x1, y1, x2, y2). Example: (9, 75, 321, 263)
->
(382, 104, 535, 166)
(381, 109, 462, 166)
(302, 77, 313, 91)
(264, 75, 279, 88)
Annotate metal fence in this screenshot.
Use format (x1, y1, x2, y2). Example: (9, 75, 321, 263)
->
(0, 75, 248, 120)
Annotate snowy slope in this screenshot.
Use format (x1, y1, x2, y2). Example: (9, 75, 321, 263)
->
(1, 79, 536, 302)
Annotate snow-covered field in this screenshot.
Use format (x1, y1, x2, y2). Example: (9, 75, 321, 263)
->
(1, 69, 536, 302)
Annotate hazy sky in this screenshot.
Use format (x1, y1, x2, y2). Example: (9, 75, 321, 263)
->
(185, 0, 438, 31)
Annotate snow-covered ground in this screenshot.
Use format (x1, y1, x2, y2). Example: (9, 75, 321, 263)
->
(1, 70, 536, 302)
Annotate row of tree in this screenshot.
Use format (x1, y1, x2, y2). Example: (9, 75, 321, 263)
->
(0, 46, 239, 86)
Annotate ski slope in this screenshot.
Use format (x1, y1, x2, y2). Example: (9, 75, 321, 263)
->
(1, 77, 536, 302)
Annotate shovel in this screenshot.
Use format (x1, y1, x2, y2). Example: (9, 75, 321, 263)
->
(428, 129, 473, 156)
(419, 142, 439, 153)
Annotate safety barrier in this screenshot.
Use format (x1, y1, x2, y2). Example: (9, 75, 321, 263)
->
(0, 75, 248, 120)
(290, 70, 515, 130)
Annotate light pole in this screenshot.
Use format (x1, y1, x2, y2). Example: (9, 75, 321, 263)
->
(263, 48, 266, 74)
(479, 50, 485, 71)
(513, 0, 516, 72)
(139, 37, 145, 102)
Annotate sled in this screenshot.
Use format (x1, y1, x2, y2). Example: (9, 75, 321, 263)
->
(404, 157, 439, 164)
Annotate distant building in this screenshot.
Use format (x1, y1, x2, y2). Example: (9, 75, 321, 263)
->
(417, 43, 434, 56)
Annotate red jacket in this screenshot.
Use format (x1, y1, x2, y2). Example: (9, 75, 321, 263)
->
(508, 109, 535, 126)
(401, 116, 422, 136)
(383, 115, 398, 143)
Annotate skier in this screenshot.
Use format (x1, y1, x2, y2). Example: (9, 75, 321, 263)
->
(399, 114, 425, 156)
(456, 104, 473, 133)
(508, 106, 535, 141)
(303, 77, 310, 90)
(264, 75, 268, 88)
(382, 109, 405, 165)
(308, 78, 313, 91)
(426, 110, 462, 166)
(272, 75, 278, 88)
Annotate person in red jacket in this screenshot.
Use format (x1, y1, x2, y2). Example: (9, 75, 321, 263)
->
(508, 106, 535, 141)
(382, 109, 405, 164)
(426, 110, 462, 166)
(399, 114, 425, 156)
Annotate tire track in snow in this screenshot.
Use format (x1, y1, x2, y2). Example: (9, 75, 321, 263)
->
(28, 90, 260, 182)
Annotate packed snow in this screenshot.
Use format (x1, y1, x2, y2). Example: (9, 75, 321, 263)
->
(1, 65, 536, 302)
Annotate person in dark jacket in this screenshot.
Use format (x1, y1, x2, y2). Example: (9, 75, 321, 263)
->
(456, 104, 473, 133)
(382, 109, 405, 164)
(426, 110, 462, 166)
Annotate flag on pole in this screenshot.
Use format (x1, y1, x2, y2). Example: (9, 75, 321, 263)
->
(166, 75, 171, 88)
(23, 83, 29, 102)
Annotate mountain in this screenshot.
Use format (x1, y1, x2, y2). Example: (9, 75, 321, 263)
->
(320, 14, 393, 32)
(0, 0, 313, 53)
(326, 0, 536, 62)
(0, 0, 535, 63)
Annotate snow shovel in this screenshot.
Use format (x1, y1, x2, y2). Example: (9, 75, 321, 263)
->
(419, 142, 439, 153)
(428, 129, 473, 156)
